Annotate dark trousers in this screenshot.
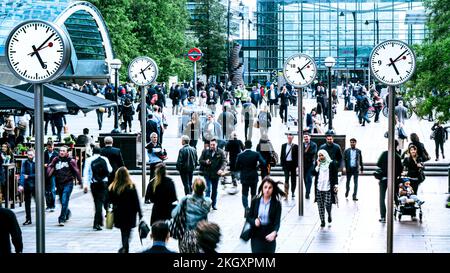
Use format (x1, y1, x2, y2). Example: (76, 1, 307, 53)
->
(283, 162, 296, 194)
(250, 225, 276, 253)
(45, 176, 55, 209)
(120, 227, 132, 252)
(304, 166, 314, 196)
(205, 177, 219, 207)
(374, 106, 381, 122)
(56, 182, 73, 223)
(344, 96, 350, 108)
(345, 167, 359, 198)
(244, 119, 253, 141)
(241, 182, 257, 209)
(279, 104, 288, 123)
(179, 171, 193, 195)
(379, 179, 387, 219)
(45, 119, 56, 135)
(96, 111, 103, 130)
(56, 126, 63, 141)
(435, 139, 445, 158)
(91, 182, 107, 226)
(24, 186, 35, 221)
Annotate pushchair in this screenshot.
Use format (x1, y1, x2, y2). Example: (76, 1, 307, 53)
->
(394, 177, 423, 222)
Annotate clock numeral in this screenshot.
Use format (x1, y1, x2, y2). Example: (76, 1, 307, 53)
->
(378, 60, 382, 65)
(290, 64, 296, 68)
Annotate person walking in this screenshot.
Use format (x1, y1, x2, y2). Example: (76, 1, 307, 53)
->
(372, 91, 383, 123)
(394, 100, 408, 126)
(0, 207, 22, 254)
(431, 122, 448, 161)
(303, 132, 317, 199)
(44, 141, 58, 212)
(376, 140, 403, 223)
(319, 134, 343, 167)
(241, 97, 257, 141)
(47, 146, 82, 226)
(18, 150, 36, 225)
(108, 166, 143, 253)
(176, 135, 198, 195)
(257, 106, 272, 137)
(402, 145, 425, 195)
(183, 112, 202, 149)
(266, 84, 278, 116)
(101, 136, 125, 186)
(217, 105, 237, 141)
(280, 133, 298, 199)
(147, 163, 177, 225)
(224, 131, 244, 187)
(199, 138, 227, 210)
(343, 138, 364, 201)
(256, 134, 276, 180)
(408, 133, 430, 162)
(278, 86, 290, 124)
(83, 147, 113, 231)
(247, 176, 284, 253)
(313, 150, 338, 227)
(172, 177, 212, 252)
(236, 140, 266, 217)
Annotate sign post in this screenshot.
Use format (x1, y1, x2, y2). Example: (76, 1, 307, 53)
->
(187, 47, 203, 97)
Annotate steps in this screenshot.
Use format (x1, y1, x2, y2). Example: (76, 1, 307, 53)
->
(130, 162, 449, 177)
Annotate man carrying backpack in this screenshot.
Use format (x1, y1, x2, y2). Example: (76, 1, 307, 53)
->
(83, 146, 112, 231)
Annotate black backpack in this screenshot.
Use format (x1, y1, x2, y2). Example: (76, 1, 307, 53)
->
(91, 157, 109, 182)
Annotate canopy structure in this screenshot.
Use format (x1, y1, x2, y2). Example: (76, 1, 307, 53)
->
(15, 83, 116, 114)
(0, 84, 67, 114)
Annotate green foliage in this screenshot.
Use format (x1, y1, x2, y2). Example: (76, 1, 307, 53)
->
(89, 0, 192, 82)
(192, 0, 227, 79)
(406, 0, 450, 122)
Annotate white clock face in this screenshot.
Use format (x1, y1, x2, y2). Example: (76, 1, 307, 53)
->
(283, 54, 317, 88)
(370, 40, 416, 86)
(6, 20, 70, 83)
(128, 57, 158, 86)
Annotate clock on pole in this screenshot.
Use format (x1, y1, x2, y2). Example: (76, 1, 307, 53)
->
(283, 53, 317, 88)
(5, 20, 71, 83)
(5, 19, 71, 253)
(128, 56, 159, 86)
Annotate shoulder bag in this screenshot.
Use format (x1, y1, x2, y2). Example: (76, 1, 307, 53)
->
(169, 198, 187, 240)
(239, 220, 252, 242)
(106, 206, 114, 229)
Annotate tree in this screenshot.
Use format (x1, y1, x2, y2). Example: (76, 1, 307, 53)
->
(192, 0, 227, 80)
(406, 0, 450, 122)
(90, 0, 192, 82)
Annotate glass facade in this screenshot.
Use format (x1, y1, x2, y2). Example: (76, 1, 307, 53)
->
(256, 0, 427, 82)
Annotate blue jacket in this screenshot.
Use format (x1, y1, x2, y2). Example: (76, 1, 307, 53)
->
(20, 159, 35, 189)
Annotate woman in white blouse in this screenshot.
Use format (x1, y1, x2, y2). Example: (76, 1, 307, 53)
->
(313, 150, 339, 227)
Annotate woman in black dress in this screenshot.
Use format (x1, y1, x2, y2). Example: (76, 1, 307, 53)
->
(148, 163, 177, 225)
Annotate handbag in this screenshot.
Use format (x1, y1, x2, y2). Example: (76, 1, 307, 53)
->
(169, 198, 187, 240)
(106, 208, 114, 229)
(418, 169, 426, 182)
(253, 120, 260, 128)
(240, 220, 252, 241)
(373, 168, 383, 180)
(138, 220, 150, 245)
(398, 127, 407, 139)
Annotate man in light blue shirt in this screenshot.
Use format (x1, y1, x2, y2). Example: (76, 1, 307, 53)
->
(343, 138, 364, 201)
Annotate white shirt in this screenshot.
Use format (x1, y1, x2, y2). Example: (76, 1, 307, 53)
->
(317, 168, 330, 191)
(82, 154, 113, 187)
(285, 143, 293, 162)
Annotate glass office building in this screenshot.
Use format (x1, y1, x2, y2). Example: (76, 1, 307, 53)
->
(255, 0, 427, 83)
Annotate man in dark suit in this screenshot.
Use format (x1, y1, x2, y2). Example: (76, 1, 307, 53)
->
(303, 132, 317, 199)
(280, 134, 298, 199)
(142, 221, 175, 253)
(235, 140, 266, 217)
(319, 134, 343, 167)
(44, 141, 58, 211)
(343, 138, 364, 201)
(100, 136, 125, 185)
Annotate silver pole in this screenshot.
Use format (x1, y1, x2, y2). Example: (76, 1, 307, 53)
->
(141, 86, 147, 197)
(298, 87, 304, 216)
(387, 85, 395, 253)
(34, 83, 45, 253)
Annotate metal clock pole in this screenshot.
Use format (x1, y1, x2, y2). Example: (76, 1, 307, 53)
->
(297, 87, 304, 216)
(387, 85, 395, 253)
(34, 83, 45, 253)
(141, 85, 147, 197)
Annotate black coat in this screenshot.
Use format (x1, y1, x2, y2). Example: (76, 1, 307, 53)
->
(313, 161, 339, 204)
(303, 141, 317, 170)
(376, 151, 403, 179)
(199, 148, 227, 179)
(0, 208, 22, 254)
(403, 156, 424, 181)
(247, 197, 282, 234)
(225, 139, 244, 171)
(108, 186, 142, 229)
(319, 143, 343, 167)
(148, 177, 177, 225)
(235, 150, 266, 184)
(101, 146, 125, 177)
(280, 143, 298, 168)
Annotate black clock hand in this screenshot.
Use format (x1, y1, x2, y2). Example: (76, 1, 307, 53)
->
(389, 58, 399, 75)
(140, 69, 147, 80)
(387, 50, 407, 66)
(142, 63, 152, 72)
(32, 45, 47, 69)
(299, 61, 311, 72)
(297, 67, 305, 80)
(29, 33, 55, 57)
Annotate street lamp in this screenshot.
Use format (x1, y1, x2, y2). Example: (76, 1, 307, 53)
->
(340, 11, 357, 81)
(248, 19, 252, 85)
(364, 19, 379, 45)
(324, 56, 336, 135)
(110, 58, 122, 134)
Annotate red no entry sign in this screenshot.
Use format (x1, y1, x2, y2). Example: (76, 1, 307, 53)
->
(187, 47, 203, 62)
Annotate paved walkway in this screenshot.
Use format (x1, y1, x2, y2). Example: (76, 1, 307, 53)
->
(9, 95, 450, 253)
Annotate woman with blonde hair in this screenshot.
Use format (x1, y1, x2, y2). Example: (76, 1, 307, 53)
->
(108, 166, 143, 253)
(147, 163, 177, 224)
